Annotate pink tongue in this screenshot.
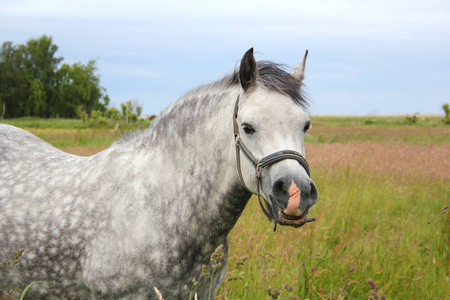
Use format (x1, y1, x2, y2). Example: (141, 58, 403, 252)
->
(284, 180, 301, 216)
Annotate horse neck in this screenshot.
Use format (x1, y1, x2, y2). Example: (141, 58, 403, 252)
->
(116, 86, 251, 246)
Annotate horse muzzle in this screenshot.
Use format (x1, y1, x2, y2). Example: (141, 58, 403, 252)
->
(269, 176, 318, 228)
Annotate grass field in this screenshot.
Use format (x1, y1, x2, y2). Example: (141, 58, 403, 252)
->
(1, 116, 449, 299)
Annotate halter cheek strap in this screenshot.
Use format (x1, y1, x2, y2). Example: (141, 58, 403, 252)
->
(233, 93, 311, 231)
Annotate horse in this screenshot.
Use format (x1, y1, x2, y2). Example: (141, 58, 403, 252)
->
(0, 48, 318, 299)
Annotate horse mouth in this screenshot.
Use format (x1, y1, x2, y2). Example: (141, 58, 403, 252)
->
(266, 195, 316, 229)
(278, 208, 315, 228)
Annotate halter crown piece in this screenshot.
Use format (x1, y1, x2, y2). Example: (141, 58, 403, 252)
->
(233, 93, 313, 231)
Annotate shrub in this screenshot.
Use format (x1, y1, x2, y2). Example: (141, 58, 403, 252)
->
(405, 113, 419, 125)
(442, 103, 450, 124)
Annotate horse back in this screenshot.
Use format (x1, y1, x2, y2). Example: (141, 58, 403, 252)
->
(0, 124, 71, 158)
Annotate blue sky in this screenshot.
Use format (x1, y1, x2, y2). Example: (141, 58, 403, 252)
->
(1, 0, 449, 115)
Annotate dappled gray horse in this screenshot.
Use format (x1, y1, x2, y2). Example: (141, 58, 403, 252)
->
(0, 48, 318, 299)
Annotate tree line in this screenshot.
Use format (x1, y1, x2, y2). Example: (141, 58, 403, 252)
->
(0, 35, 110, 119)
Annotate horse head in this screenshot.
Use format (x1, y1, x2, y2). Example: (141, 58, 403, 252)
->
(234, 48, 318, 229)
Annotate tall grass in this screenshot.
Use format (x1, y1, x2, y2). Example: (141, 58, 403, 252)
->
(0, 117, 150, 130)
(0, 117, 151, 149)
(306, 125, 450, 144)
(306, 115, 450, 144)
(310, 115, 445, 128)
(23, 128, 119, 149)
(219, 166, 449, 299)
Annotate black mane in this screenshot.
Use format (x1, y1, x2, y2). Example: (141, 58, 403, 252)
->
(117, 60, 308, 144)
(228, 60, 309, 109)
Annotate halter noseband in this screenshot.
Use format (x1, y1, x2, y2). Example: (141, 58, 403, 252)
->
(233, 93, 312, 231)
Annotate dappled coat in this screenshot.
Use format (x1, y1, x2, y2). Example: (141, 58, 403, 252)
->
(0, 48, 317, 299)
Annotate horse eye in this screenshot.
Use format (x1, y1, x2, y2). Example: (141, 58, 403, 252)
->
(303, 122, 311, 132)
(243, 125, 255, 134)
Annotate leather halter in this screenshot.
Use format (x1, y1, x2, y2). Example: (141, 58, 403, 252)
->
(233, 92, 311, 230)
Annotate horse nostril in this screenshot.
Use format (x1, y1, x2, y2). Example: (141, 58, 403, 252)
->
(309, 181, 318, 202)
(271, 178, 290, 200)
(297, 180, 317, 201)
(272, 177, 318, 205)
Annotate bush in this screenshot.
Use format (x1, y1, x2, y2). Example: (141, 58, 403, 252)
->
(442, 103, 450, 125)
(106, 107, 120, 120)
(129, 114, 137, 123)
(405, 113, 419, 125)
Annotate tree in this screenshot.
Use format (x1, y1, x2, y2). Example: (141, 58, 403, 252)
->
(0, 35, 109, 118)
(118, 100, 144, 123)
(0, 96, 3, 119)
(121, 103, 127, 123)
(136, 105, 142, 118)
(57, 60, 107, 118)
(101, 95, 110, 113)
(0, 42, 29, 118)
(443, 103, 449, 119)
(27, 78, 46, 116)
(106, 107, 120, 120)
(20, 35, 63, 117)
(443, 103, 450, 125)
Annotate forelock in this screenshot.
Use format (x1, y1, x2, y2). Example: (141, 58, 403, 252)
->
(227, 61, 309, 110)
(256, 61, 308, 110)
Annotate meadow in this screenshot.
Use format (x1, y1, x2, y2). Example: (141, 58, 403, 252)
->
(0, 116, 449, 299)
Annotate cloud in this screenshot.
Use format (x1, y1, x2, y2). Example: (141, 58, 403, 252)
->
(3, 0, 450, 41)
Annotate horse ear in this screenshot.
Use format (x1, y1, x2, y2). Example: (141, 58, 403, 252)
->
(239, 48, 258, 93)
(290, 50, 308, 83)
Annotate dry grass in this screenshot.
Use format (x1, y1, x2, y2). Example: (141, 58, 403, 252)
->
(61, 146, 109, 156)
(307, 142, 450, 180)
(61, 141, 450, 181)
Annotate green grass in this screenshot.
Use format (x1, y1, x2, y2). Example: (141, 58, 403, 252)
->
(0, 116, 151, 130)
(310, 115, 445, 128)
(1, 117, 107, 129)
(220, 168, 449, 299)
(305, 125, 450, 144)
(21, 128, 120, 148)
(0, 117, 151, 148)
(305, 115, 450, 144)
